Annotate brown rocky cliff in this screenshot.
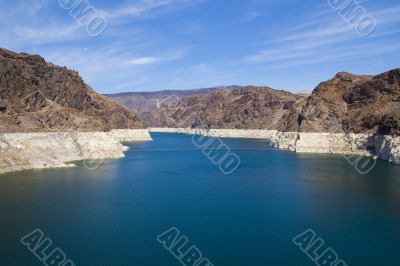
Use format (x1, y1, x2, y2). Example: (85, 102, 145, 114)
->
(279, 69, 400, 135)
(0, 48, 145, 132)
(343, 69, 400, 135)
(105, 86, 240, 113)
(141, 68, 400, 136)
(142, 86, 306, 129)
(287, 72, 372, 133)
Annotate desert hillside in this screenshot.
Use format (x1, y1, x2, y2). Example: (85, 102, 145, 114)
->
(0, 48, 145, 133)
(105, 86, 240, 113)
(141, 69, 400, 136)
(280, 69, 400, 135)
(141, 86, 306, 129)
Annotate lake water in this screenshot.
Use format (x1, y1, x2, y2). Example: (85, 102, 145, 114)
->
(1, 133, 400, 266)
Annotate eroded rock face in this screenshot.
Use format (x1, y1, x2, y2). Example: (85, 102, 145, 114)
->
(344, 69, 400, 135)
(141, 69, 400, 136)
(280, 69, 400, 136)
(288, 72, 372, 133)
(105, 86, 241, 113)
(0, 48, 145, 132)
(142, 86, 306, 129)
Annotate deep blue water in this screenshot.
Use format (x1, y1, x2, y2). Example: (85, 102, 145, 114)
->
(1, 133, 400, 266)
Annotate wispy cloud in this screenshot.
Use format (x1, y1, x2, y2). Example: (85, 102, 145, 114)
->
(128, 57, 158, 65)
(245, 2, 400, 68)
(14, 23, 82, 44)
(271, 43, 400, 69)
(1, 0, 398, 93)
(100, 0, 203, 20)
(128, 49, 185, 65)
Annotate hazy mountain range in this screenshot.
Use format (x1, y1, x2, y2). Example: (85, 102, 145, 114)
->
(104, 86, 241, 113)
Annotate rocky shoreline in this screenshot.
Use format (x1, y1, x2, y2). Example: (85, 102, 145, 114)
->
(2, 127, 399, 174)
(150, 128, 400, 166)
(0, 129, 152, 174)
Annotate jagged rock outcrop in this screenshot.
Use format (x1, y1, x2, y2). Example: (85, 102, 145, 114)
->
(142, 87, 306, 129)
(280, 69, 400, 135)
(344, 69, 400, 135)
(0, 48, 145, 132)
(148, 69, 399, 136)
(375, 135, 400, 165)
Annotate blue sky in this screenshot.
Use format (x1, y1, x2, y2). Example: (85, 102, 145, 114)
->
(0, 0, 399, 94)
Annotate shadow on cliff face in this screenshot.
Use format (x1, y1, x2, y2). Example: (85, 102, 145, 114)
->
(378, 115, 399, 135)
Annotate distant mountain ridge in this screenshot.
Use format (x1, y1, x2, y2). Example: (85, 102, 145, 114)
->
(0, 48, 145, 132)
(141, 86, 307, 129)
(137, 69, 400, 136)
(105, 86, 241, 113)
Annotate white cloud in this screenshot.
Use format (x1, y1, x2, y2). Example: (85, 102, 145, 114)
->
(127, 48, 185, 65)
(128, 57, 158, 65)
